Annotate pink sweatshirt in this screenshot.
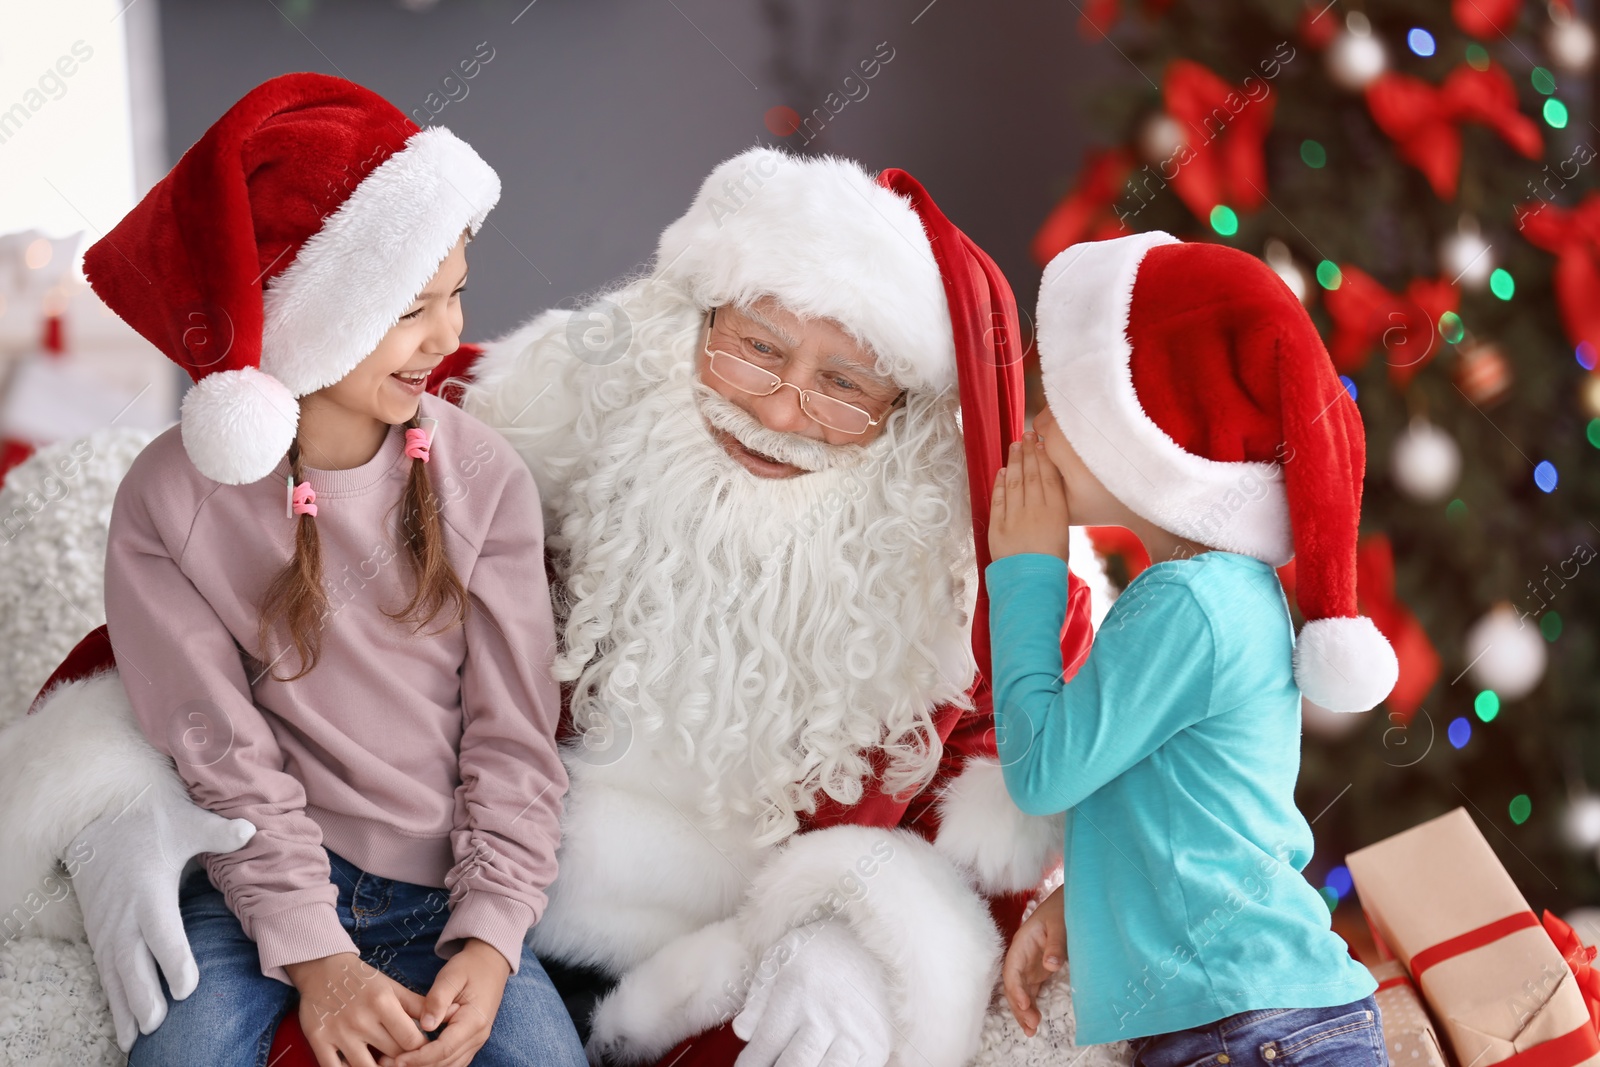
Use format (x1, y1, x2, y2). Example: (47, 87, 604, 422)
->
(103, 391, 566, 983)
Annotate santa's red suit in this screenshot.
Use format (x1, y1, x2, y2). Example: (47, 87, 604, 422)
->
(2, 147, 1113, 1067)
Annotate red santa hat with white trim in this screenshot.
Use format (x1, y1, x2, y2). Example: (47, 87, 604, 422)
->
(82, 72, 500, 486)
(1035, 231, 1399, 713)
(649, 147, 1051, 681)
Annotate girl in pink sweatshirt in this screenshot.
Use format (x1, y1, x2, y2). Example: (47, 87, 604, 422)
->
(85, 74, 583, 1067)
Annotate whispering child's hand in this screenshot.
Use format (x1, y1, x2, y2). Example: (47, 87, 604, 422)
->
(381, 939, 509, 1067)
(989, 431, 1072, 562)
(1003, 886, 1067, 1037)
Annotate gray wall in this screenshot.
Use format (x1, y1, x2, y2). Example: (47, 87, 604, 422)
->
(158, 0, 1127, 341)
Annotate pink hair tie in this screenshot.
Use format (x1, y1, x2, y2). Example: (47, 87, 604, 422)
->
(288, 478, 317, 518)
(405, 417, 437, 462)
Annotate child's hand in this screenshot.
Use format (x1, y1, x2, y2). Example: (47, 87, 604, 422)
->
(990, 432, 1072, 562)
(382, 938, 510, 1067)
(1002, 886, 1066, 1037)
(287, 952, 429, 1067)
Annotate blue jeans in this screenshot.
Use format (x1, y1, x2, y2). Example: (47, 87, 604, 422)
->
(128, 848, 586, 1067)
(1129, 996, 1389, 1067)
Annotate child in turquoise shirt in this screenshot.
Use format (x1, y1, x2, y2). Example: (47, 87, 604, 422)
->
(990, 232, 1399, 1064)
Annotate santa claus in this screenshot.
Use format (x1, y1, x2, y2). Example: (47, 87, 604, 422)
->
(0, 149, 1117, 1067)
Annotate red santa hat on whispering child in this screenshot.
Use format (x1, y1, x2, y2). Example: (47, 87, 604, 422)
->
(1035, 231, 1399, 713)
(82, 72, 500, 486)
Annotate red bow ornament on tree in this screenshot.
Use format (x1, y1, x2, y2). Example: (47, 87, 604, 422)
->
(1516, 193, 1600, 365)
(1453, 0, 1574, 38)
(1366, 62, 1543, 200)
(1161, 59, 1276, 222)
(1323, 266, 1459, 388)
(1077, 0, 1174, 39)
(1031, 147, 1136, 266)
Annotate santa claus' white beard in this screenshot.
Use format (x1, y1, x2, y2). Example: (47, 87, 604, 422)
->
(525, 283, 978, 847)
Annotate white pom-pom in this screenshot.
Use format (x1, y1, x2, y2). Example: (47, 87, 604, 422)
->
(179, 367, 299, 485)
(1293, 616, 1398, 713)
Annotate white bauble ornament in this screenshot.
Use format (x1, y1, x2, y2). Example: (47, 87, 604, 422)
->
(1327, 13, 1387, 91)
(1139, 113, 1188, 166)
(1264, 238, 1311, 304)
(1581, 374, 1600, 419)
(1440, 217, 1494, 290)
(1391, 418, 1462, 501)
(1547, 9, 1596, 72)
(1564, 796, 1600, 850)
(1464, 603, 1548, 700)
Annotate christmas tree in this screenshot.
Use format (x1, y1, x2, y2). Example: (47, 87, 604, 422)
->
(1033, 0, 1600, 915)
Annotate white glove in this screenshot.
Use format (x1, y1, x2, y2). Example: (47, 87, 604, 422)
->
(732, 921, 895, 1067)
(66, 788, 255, 1052)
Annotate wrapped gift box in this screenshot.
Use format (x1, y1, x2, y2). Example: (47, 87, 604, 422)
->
(1348, 808, 1600, 1067)
(1368, 959, 1451, 1067)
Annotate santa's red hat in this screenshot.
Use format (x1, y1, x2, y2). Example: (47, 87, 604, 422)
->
(82, 72, 500, 486)
(654, 149, 957, 395)
(652, 148, 1087, 682)
(1035, 231, 1398, 712)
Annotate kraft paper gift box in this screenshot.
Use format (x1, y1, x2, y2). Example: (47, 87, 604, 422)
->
(1368, 959, 1452, 1067)
(1347, 807, 1600, 1067)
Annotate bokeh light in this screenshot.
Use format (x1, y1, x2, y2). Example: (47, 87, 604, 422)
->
(1339, 375, 1358, 401)
(1545, 98, 1569, 128)
(1407, 28, 1436, 56)
(1534, 460, 1558, 492)
(1489, 268, 1515, 300)
(1509, 794, 1532, 825)
(1438, 311, 1465, 343)
(1316, 260, 1342, 289)
(1541, 612, 1562, 641)
(1474, 689, 1500, 722)
(1210, 205, 1239, 236)
(1301, 139, 1327, 168)
(1578, 341, 1597, 370)
(1446, 498, 1468, 521)
(1449, 717, 1472, 748)
(1588, 418, 1600, 449)
(1532, 67, 1557, 94)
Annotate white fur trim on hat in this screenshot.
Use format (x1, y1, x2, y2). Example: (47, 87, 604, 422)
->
(260, 125, 500, 398)
(1035, 231, 1294, 565)
(1294, 616, 1400, 712)
(180, 366, 299, 485)
(654, 148, 956, 394)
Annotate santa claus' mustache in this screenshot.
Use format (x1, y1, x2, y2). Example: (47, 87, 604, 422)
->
(692, 383, 870, 472)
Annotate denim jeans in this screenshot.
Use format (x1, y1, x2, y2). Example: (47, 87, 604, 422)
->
(1129, 996, 1389, 1067)
(128, 847, 586, 1067)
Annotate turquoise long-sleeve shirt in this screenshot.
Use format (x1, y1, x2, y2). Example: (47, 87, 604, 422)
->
(987, 550, 1375, 1044)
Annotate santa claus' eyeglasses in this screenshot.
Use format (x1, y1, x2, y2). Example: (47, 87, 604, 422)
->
(702, 307, 906, 435)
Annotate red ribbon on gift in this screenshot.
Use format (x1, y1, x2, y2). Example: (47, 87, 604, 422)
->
(1324, 267, 1458, 387)
(1031, 147, 1136, 266)
(1405, 909, 1600, 1067)
(1517, 194, 1600, 366)
(1543, 910, 1600, 1034)
(1163, 59, 1275, 222)
(1366, 63, 1543, 200)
